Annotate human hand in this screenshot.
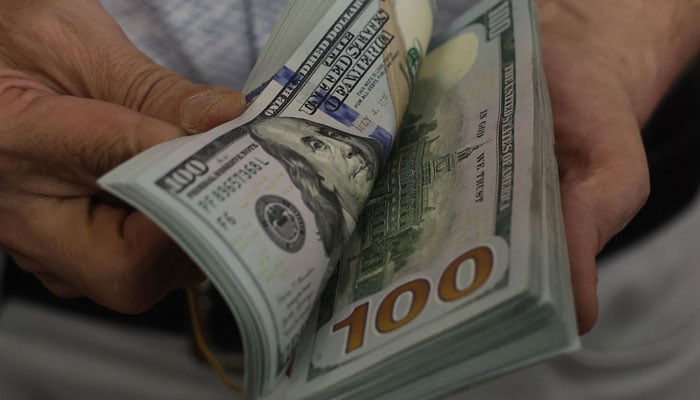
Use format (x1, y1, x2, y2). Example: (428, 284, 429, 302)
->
(0, 0, 246, 313)
(536, 0, 700, 333)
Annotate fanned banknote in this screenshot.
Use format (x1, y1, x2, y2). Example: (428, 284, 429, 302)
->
(99, 0, 579, 399)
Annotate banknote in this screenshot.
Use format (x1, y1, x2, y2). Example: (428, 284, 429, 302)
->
(100, 0, 578, 399)
(100, 0, 433, 396)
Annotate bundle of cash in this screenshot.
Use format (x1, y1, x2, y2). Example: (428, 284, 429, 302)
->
(99, 0, 579, 399)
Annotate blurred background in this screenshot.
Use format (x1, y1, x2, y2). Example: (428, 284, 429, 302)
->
(0, 1, 698, 399)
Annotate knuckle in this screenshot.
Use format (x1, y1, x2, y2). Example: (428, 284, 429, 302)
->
(0, 74, 51, 122)
(2, 7, 83, 70)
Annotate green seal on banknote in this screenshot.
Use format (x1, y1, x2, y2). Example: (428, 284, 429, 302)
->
(256, 194, 306, 253)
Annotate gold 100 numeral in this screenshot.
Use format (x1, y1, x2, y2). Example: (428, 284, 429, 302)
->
(332, 246, 494, 354)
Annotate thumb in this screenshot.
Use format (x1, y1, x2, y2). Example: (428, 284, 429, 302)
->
(0, 78, 185, 184)
(77, 8, 247, 133)
(0, 0, 246, 135)
(103, 56, 247, 134)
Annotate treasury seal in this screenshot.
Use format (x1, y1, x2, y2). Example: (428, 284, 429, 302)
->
(256, 195, 306, 253)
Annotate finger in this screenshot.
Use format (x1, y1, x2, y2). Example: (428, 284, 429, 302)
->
(559, 186, 601, 334)
(544, 59, 650, 333)
(5, 196, 196, 314)
(89, 39, 247, 133)
(0, 80, 184, 187)
(561, 153, 649, 335)
(0, 74, 205, 313)
(119, 73, 248, 134)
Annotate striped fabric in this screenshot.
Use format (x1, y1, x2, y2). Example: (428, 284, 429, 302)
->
(100, 0, 469, 90)
(100, 0, 288, 90)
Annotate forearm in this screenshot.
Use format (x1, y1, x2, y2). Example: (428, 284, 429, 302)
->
(537, 0, 700, 124)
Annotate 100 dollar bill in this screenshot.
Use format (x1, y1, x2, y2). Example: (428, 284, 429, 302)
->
(100, 0, 432, 394)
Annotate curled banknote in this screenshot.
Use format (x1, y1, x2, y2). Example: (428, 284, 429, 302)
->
(101, 0, 433, 396)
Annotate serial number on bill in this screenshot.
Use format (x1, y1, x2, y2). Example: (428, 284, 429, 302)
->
(198, 159, 270, 212)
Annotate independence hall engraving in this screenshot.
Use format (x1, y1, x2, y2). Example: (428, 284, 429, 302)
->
(343, 132, 479, 300)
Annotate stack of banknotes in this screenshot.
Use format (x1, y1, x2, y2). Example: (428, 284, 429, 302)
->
(100, 0, 579, 398)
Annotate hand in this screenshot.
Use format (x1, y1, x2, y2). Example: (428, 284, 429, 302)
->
(536, 0, 700, 333)
(0, 0, 246, 313)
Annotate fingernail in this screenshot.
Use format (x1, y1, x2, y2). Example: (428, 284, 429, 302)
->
(180, 90, 227, 133)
